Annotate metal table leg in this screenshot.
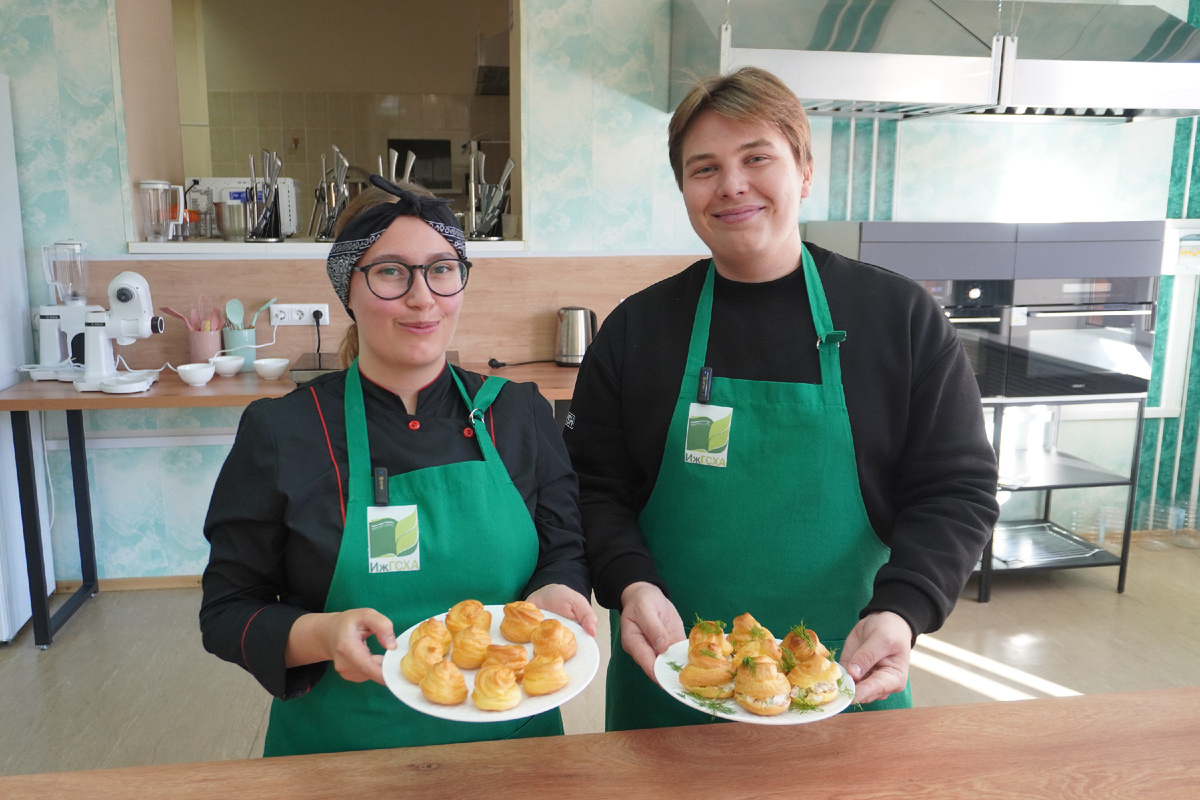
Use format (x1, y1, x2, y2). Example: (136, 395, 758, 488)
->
(10, 409, 98, 648)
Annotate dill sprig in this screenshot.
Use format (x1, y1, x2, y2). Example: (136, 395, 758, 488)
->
(680, 691, 734, 716)
(740, 655, 757, 673)
(780, 648, 797, 673)
(749, 624, 768, 640)
(692, 614, 726, 634)
(667, 660, 684, 673)
(789, 696, 825, 713)
(789, 623, 816, 649)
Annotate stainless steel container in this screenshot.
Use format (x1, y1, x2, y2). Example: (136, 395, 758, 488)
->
(555, 307, 597, 366)
(214, 201, 250, 241)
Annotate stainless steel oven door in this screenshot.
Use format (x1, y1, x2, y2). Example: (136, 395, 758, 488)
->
(944, 306, 1010, 398)
(1006, 304, 1154, 396)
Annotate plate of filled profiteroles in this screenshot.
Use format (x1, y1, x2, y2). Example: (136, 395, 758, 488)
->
(383, 600, 600, 723)
(652, 613, 856, 725)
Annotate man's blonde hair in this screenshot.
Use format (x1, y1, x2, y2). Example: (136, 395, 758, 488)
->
(668, 67, 812, 188)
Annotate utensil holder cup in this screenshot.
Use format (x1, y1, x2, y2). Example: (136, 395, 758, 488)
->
(222, 328, 257, 372)
(187, 330, 222, 363)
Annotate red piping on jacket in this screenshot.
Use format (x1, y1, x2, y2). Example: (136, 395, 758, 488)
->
(240, 605, 270, 670)
(310, 385, 346, 526)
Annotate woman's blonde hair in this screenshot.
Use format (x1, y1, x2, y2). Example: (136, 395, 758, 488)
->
(333, 181, 437, 368)
(667, 67, 812, 188)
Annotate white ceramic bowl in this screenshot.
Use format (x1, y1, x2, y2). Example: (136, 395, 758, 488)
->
(253, 357, 290, 380)
(177, 362, 215, 386)
(210, 355, 245, 377)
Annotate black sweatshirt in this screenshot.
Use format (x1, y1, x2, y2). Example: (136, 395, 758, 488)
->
(562, 244, 999, 639)
(200, 365, 590, 699)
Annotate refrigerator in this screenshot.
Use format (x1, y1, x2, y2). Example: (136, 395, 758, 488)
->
(0, 73, 55, 642)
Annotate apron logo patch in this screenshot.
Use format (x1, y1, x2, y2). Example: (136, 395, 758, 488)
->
(367, 505, 420, 572)
(684, 403, 731, 467)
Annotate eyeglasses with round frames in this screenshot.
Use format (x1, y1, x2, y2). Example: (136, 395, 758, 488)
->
(352, 258, 471, 300)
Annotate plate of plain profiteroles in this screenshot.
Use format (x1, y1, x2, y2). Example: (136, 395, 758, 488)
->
(383, 600, 600, 723)
(653, 612, 856, 725)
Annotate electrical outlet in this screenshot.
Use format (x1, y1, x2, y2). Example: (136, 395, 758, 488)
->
(269, 303, 330, 326)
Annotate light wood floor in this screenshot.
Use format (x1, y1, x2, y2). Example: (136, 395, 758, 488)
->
(3, 545, 1199, 778)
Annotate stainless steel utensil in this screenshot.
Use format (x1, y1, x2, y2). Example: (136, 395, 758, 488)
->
(402, 150, 416, 183)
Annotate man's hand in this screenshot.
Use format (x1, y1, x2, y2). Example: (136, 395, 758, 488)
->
(619, 582, 685, 679)
(839, 611, 912, 705)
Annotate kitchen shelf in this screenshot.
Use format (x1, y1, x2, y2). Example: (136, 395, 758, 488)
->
(976, 394, 1145, 601)
(989, 521, 1120, 571)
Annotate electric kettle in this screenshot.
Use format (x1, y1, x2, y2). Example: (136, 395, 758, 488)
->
(555, 307, 597, 366)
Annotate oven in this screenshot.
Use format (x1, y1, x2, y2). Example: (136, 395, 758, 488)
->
(922, 279, 1012, 398)
(1006, 277, 1157, 396)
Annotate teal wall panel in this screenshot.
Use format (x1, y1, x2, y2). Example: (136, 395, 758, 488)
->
(873, 120, 896, 221)
(829, 118, 851, 221)
(850, 118, 874, 220)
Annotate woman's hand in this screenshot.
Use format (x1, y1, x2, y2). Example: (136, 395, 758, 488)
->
(619, 582, 685, 681)
(285, 608, 397, 686)
(839, 611, 913, 705)
(527, 584, 598, 637)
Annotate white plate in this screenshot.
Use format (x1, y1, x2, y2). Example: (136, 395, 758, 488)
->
(653, 639, 855, 725)
(383, 604, 599, 723)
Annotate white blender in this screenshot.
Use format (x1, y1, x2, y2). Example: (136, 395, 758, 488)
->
(31, 241, 164, 392)
(32, 240, 100, 381)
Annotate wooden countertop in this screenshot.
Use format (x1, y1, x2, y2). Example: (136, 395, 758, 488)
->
(461, 361, 578, 401)
(0, 370, 295, 412)
(0, 363, 576, 412)
(1, 687, 1196, 798)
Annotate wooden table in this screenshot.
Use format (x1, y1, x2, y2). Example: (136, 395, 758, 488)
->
(1, 686, 1196, 798)
(0, 371, 294, 647)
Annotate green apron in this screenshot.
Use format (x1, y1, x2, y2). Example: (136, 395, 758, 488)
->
(264, 362, 563, 755)
(606, 248, 912, 731)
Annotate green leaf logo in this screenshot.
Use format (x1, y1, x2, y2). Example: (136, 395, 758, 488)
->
(686, 417, 713, 451)
(707, 415, 730, 453)
(393, 510, 419, 557)
(368, 518, 398, 558)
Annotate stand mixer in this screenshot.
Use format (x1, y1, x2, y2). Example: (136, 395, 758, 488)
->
(30, 241, 164, 392)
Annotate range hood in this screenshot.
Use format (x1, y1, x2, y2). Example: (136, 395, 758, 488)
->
(671, 0, 1200, 119)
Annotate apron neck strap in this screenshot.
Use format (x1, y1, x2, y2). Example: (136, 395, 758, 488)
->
(685, 245, 846, 386)
(449, 367, 508, 462)
(343, 361, 510, 503)
(344, 361, 373, 504)
(799, 245, 847, 388)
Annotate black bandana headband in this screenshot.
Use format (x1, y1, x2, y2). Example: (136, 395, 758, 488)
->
(326, 175, 467, 309)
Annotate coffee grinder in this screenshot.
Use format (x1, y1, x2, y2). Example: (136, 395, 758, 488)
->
(34, 240, 102, 380)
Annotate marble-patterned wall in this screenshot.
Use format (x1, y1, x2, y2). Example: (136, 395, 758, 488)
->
(0, 0, 131, 306)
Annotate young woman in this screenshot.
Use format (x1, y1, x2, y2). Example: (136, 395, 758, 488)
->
(201, 176, 596, 755)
